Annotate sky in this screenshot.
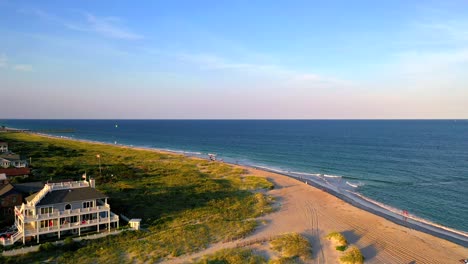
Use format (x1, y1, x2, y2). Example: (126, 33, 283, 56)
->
(1, 0, 467, 119)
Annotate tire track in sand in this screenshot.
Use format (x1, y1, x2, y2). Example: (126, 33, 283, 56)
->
(317, 208, 438, 264)
(303, 200, 325, 264)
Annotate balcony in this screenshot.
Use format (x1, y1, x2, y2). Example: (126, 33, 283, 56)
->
(16, 204, 111, 223)
(23, 215, 119, 236)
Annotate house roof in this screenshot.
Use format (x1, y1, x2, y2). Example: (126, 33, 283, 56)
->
(0, 183, 17, 196)
(13, 181, 44, 194)
(0, 168, 31, 177)
(0, 184, 14, 196)
(27, 187, 108, 206)
(0, 153, 21, 160)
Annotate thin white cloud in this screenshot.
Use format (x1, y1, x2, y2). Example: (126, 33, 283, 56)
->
(13, 64, 33, 72)
(418, 21, 468, 42)
(175, 52, 347, 89)
(21, 8, 143, 40)
(83, 13, 143, 40)
(0, 54, 32, 72)
(0, 54, 7, 68)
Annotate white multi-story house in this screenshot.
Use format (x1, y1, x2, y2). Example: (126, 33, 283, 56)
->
(1, 179, 119, 246)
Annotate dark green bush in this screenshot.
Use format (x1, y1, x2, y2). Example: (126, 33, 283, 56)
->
(39, 242, 57, 252)
(336, 245, 347, 251)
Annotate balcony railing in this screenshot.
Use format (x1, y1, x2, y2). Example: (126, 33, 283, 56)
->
(19, 205, 110, 222)
(0, 232, 23, 246)
(24, 215, 119, 236)
(27, 181, 91, 207)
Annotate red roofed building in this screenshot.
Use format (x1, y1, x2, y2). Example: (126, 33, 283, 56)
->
(0, 168, 31, 179)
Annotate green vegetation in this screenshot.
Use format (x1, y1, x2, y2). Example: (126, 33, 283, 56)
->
(335, 245, 347, 251)
(39, 242, 57, 252)
(269, 233, 312, 263)
(268, 257, 304, 264)
(326, 232, 348, 249)
(194, 248, 266, 264)
(339, 246, 364, 264)
(0, 132, 275, 263)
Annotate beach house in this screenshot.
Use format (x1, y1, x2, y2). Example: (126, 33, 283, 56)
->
(1, 179, 119, 246)
(0, 153, 28, 168)
(0, 142, 8, 153)
(0, 157, 11, 168)
(0, 168, 31, 180)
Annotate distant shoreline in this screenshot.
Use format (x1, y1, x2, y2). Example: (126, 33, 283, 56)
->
(12, 130, 467, 247)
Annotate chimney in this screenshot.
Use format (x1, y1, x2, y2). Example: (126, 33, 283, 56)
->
(89, 178, 96, 188)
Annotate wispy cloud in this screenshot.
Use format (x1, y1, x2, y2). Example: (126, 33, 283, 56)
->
(176, 53, 279, 72)
(13, 64, 33, 72)
(0, 54, 7, 68)
(82, 13, 143, 40)
(21, 8, 143, 40)
(417, 20, 468, 43)
(0, 53, 33, 72)
(175, 52, 348, 89)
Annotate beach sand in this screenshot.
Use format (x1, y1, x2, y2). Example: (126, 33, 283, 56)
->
(166, 166, 467, 264)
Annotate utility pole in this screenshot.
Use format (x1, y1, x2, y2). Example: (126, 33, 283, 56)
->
(97, 154, 102, 177)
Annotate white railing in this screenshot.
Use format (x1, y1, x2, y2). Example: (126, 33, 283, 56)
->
(22, 205, 110, 222)
(25, 216, 119, 236)
(27, 181, 90, 207)
(28, 184, 51, 206)
(46, 181, 90, 191)
(0, 231, 23, 246)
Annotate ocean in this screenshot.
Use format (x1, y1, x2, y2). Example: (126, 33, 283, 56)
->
(2, 119, 468, 234)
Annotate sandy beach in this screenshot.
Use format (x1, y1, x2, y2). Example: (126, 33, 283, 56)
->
(166, 166, 467, 264)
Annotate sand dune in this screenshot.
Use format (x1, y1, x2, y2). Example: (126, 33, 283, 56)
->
(167, 167, 468, 264)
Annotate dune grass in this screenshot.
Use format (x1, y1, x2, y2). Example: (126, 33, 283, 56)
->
(325, 231, 348, 250)
(194, 248, 267, 264)
(269, 233, 312, 262)
(339, 246, 364, 264)
(0, 132, 274, 263)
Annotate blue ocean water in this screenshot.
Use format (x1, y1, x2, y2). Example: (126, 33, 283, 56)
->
(2, 119, 468, 232)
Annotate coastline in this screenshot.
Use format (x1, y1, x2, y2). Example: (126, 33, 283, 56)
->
(23, 131, 468, 248)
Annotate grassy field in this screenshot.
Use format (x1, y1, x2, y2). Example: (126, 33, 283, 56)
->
(0, 132, 274, 263)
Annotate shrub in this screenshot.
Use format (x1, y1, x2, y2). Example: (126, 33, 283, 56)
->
(335, 245, 347, 251)
(270, 233, 312, 260)
(268, 256, 302, 264)
(339, 246, 364, 264)
(195, 248, 266, 264)
(63, 237, 79, 251)
(39, 242, 57, 252)
(325, 232, 348, 247)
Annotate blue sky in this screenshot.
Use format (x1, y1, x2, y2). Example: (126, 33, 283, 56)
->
(1, 0, 467, 119)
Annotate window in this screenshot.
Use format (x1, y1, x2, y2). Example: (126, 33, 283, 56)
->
(83, 201, 94, 208)
(40, 220, 55, 228)
(40, 207, 53, 214)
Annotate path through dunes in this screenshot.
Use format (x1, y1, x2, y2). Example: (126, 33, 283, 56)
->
(165, 167, 468, 263)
